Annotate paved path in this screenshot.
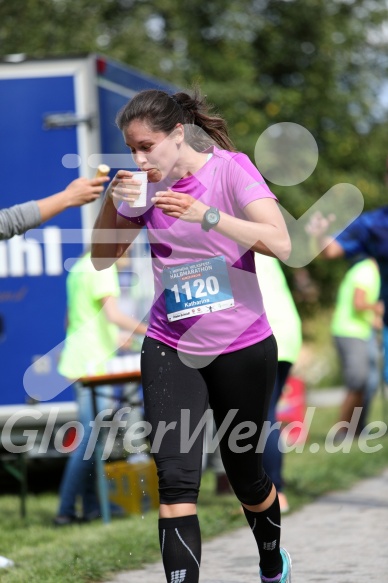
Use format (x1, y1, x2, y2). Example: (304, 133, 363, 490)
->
(105, 468, 388, 582)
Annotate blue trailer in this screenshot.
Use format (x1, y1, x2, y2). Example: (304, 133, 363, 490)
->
(0, 54, 172, 458)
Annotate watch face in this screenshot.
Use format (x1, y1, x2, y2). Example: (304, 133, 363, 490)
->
(207, 211, 219, 224)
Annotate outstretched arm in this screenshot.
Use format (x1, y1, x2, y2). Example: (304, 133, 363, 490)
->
(305, 211, 345, 259)
(0, 201, 41, 240)
(37, 176, 109, 222)
(0, 176, 108, 241)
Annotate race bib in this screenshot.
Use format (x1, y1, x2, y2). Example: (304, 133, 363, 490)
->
(162, 256, 235, 322)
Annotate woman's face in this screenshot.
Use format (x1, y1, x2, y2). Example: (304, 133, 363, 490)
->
(123, 119, 182, 183)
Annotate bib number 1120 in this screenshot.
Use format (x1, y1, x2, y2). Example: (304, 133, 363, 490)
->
(171, 276, 220, 302)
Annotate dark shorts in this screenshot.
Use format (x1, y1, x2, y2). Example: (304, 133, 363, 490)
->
(334, 336, 370, 392)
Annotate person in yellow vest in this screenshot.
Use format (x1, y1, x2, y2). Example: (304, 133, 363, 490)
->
(54, 251, 147, 525)
(255, 254, 302, 513)
(331, 258, 383, 440)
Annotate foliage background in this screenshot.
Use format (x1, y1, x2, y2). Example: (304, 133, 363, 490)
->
(1, 0, 387, 312)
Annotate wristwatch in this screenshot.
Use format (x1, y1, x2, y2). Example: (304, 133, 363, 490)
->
(201, 207, 220, 232)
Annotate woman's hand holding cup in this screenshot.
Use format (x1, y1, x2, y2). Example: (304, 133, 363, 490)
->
(108, 170, 148, 208)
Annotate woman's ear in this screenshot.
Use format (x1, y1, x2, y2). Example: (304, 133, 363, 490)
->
(173, 123, 185, 145)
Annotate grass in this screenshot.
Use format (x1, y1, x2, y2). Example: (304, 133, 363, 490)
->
(284, 398, 388, 508)
(0, 396, 387, 582)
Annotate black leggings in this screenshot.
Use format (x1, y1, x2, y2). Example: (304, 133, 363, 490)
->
(141, 334, 278, 506)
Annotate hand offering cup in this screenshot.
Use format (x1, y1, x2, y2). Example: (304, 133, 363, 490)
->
(95, 164, 111, 177)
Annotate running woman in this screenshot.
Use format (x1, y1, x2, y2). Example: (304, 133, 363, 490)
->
(91, 88, 292, 583)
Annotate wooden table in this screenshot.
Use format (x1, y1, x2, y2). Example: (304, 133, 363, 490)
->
(78, 370, 142, 524)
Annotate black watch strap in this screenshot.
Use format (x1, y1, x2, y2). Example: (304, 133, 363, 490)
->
(201, 207, 220, 232)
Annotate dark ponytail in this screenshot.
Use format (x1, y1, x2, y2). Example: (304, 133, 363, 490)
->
(116, 87, 236, 152)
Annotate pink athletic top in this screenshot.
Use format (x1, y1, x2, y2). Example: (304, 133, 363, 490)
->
(118, 146, 277, 357)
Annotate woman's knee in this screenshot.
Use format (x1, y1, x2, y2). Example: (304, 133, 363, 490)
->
(158, 465, 200, 504)
(231, 469, 273, 506)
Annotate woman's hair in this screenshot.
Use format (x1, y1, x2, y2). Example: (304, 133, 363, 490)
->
(116, 87, 236, 152)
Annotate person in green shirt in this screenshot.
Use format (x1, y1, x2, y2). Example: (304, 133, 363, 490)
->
(255, 254, 302, 514)
(54, 251, 147, 525)
(331, 258, 383, 437)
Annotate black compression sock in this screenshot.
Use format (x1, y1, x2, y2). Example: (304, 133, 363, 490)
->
(158, 515, 201, 583)
(243, 496, 283, 579)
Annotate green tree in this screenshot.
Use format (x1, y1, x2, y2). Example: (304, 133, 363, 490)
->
(1, 0, 387, 306)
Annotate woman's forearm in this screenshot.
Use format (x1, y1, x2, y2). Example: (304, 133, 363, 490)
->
(38, 176, 107, 223)
(91, 194, 124, 269)
(214, 210, 291, 261)
(151, 191, 291, 261)
(37, 191, 69, 222)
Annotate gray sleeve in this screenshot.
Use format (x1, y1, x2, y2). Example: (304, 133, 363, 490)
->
(0, 201, 42, 240)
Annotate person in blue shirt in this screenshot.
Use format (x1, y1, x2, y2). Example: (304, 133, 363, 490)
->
(307, 206, 388, 385)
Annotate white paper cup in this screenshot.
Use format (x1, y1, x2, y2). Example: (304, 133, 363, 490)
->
(130, 171, 148, 207)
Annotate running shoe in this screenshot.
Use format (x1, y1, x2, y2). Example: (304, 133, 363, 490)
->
(260, 547, 292, 583)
